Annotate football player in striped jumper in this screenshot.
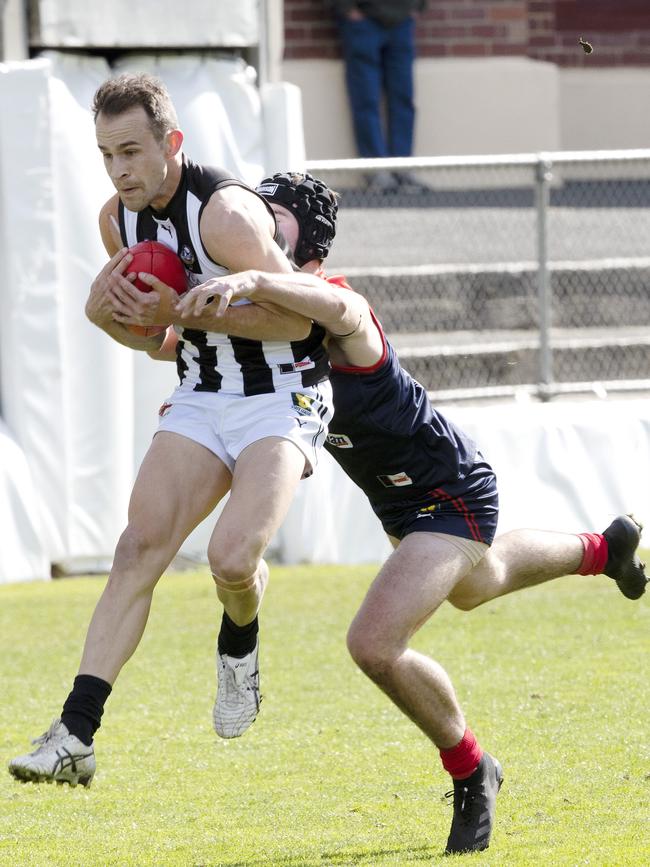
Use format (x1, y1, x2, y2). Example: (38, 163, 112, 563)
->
(8, 78, 332, 787)
(170, 171, 647, 855)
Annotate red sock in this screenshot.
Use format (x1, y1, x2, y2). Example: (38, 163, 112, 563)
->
(439, 728, 484, 780)
(576, 532, 609, 575)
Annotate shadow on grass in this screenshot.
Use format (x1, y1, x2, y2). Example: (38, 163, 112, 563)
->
(216, 843, 440, 866)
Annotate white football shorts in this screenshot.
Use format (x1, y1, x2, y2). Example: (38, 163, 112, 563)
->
(155, 381, 333, 478)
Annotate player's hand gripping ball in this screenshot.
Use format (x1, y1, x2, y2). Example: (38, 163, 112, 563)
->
(125, 240, 188, 336)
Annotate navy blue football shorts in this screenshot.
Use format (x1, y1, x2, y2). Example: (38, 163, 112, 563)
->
(373, 456, 499, 545)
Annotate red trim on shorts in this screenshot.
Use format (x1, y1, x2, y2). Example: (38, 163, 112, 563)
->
(430, 487, 484, 543)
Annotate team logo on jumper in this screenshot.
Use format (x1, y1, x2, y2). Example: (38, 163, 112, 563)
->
(187, 272, 204, 289)
(326, 433, 353, 449)
(179, 244, 195, 267)
(158, 402, 172, 417)
(279, 359, 316, 374)
(292, 392, 315, 416)
(377, 472, 413, 488)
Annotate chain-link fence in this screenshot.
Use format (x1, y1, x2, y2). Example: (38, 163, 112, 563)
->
(306, 151, 650, 401)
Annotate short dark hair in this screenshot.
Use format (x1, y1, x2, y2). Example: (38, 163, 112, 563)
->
(92, 73, 178, 143)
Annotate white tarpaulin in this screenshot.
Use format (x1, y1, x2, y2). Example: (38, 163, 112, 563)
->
(31, 0, 259, 48)
(0, 51, 303, 582)
(0, 421, 49, 582)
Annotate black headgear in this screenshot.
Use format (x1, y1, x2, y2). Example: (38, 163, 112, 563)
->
(256, 172, 338, 267)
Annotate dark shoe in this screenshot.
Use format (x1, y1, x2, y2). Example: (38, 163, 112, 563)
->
(444, 753, 503, 855)
(602, 515, 648, 600)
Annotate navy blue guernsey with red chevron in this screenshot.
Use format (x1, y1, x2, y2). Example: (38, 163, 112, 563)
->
(324, 315, 499, 544)
(119, 156, 329, 396)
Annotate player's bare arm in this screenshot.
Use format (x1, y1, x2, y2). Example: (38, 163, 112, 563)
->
(86, 247, 165, 352)
(100, 187, 313, 342)
(188, 186, 313, 340)
(146, 326, 179, 362)
(131, 269, 312, 341)
(87, 197, 166, 352)
(201, 185, 292, 274)
(180, 269, 384, 368)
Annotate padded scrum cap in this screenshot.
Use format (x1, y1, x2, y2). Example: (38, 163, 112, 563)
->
(257, 172, 338, 266)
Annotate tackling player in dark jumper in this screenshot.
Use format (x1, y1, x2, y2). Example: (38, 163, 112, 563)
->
(168, 171, 647, 855)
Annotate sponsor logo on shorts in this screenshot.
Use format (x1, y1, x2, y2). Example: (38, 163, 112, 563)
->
(416, 503, 439, 518)
(279, 359, 316, 374)
(326, 433, 353, 449)
(292, 392, 315, 416)
(377, 472, 413, 488)
(158, 402, 173, 417)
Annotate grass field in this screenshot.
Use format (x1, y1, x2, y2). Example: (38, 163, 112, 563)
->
(0, 561, 648, 866)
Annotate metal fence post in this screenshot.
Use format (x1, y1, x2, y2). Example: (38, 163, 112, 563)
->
(535, 155, 553, 399)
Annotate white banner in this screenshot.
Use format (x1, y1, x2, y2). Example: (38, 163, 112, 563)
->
(0, 52, 303, 581)
(31, 0, 259, 47)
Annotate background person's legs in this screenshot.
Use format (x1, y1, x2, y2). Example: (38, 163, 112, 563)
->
(383, 17, 416, 157)
(339, 16, 388, 158)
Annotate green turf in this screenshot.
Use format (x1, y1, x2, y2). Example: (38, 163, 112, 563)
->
(0, 561, 648, 866)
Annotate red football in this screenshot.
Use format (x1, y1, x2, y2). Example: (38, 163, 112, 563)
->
(125, 240, 188, 336)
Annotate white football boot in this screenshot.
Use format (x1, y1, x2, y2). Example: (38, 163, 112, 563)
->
(212, 641, 261, 738)
(8, 718, 96, 788)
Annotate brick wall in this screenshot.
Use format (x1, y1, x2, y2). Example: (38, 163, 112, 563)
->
(283, 1, 650, 67)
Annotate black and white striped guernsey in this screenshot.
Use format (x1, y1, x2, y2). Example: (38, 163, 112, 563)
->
(118, 156, 330, 396)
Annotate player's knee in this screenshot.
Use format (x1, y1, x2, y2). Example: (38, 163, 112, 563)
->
(114, 524, 160, 565)
(447, 592, 480, 612)
(109, 525, 167, 590)
(346, 622, 395, 681)
(209, 547, 260, 587)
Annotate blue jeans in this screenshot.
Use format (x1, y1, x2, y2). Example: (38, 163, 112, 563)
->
(338, 15, 416, 158)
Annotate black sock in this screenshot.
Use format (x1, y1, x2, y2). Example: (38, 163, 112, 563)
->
(217, 612, 259, 658)
(61, 674, 112, 746)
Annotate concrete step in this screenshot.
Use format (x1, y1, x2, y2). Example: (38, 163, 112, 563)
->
(391, 328, 650, 392)
(341, 260, 650, 333)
